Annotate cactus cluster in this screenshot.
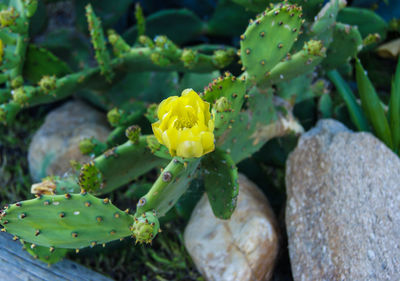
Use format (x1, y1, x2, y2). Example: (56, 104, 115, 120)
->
(0, 0, 390, 267)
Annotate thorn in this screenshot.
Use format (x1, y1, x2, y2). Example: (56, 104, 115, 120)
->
(19, 213, 26, 219)
(96, 216, 103, 222)
(72, 232, 78, 238)
(90, 241, 97, 248)
(85, 201, 91, 207)
(103, 198, 109, 204)
(35, 230, 40, 236)
(13, 236, 19, 241)
(64, 193, 71, 199)
(124, 209, 130, 214)
(102, 243, 106, 248)
(49, 247, 55, 253)
(59, 212, 65, 218)
(1, 228, 6, 232)
(75, 249, 80, 254)
(15, 202, 22, 207)
(31, 244, 36, 249)
(114, 213, 120, 218)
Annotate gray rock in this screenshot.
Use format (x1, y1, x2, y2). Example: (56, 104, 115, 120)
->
(28, 100, 110, 181)
(0, 232, 112, 281)
(286, 119, 400, 281)
(184, 174, 279, 281)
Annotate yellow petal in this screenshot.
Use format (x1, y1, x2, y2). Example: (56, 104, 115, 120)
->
(176, 141, 203, 158)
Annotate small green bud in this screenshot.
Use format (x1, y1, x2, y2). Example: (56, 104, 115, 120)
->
(11, 76, 23, 89)
(38, 75, 57, 94)
(150, 52, 171, 67)
(138, 35, 154, 48)
(0, 8, 17, 27)
(12, 87, 28, 106)
(132, 211, 160, 244)
(214, 97, 230, 112)
(180, 49, 198, 68)
(154, 35, 168, 48)
(125, 125, 141, 144)
(303, 40, 326, 56)
(107, 108, 123, 127)
(145, 103, 158, 123)
(107, 29, 130, 57)
(213, 49, 235, 68)
(79, 138, 96, 155)
(363, 33, 381, 47)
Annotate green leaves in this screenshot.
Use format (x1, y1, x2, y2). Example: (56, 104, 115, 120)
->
(355, 58, 392, 148)
(389, 58, 400, 153)
(327, 70, 370, 131)
(202, 149, 239, 219)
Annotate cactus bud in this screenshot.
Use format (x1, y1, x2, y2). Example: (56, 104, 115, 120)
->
(125, 125, 141, 144)
(212, 49, 235, 68)
(0, 8, 17, 27)
(107, 108, 123, 127)
(38, 75, 57, 94)
(12, 87, 28, 106)
(11, 76, 23, 89)
(138, 35, 154, 48)
(79, 138, 96, 155)
(214, 97, 230, 112)
(363, 33, 381, 47)
(154, 35, 168, 48)
(107, 29, 130, 57)
(132, 211, 160, 244)
(150, 52, 171, 67)
(303, 40, 325, 56)
(180, 49, 198, 68)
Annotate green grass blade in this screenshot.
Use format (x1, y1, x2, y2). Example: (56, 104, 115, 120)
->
(389, 59, 400, 154)
(355, 58, 392, 148)
(327, 70, 370, 131)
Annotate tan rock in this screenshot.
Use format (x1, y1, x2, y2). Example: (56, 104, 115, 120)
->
(28, 100, 110, 181)
(184, 174, 279, 281)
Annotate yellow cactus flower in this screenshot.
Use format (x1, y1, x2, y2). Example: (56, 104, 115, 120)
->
(152, 89, 215, 158)
(0, 39, 3, 66)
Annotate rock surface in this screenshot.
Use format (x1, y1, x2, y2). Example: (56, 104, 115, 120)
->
(286, 119, 400, 281)
(184, 174, 279, 281)
(28, 100, 110, 181)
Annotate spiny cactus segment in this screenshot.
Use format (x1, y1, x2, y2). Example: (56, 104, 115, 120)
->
(131, 211, 160, 244)
(86, 4, 114, 82)
(240, 3, 303, 84)
(0, 193, 134, 249)
(202, 149, 239, 219)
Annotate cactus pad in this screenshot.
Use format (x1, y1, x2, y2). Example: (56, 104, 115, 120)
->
(202, 72, 247, 137)
(240, 3, 303, 83)
(0, 193, 134, 249)
(202, 149, 239, 219)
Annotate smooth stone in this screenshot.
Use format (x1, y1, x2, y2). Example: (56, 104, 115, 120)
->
(286, 119, 400, 281)
(28, 100, 110, 181)
(184, 174, 279, 281)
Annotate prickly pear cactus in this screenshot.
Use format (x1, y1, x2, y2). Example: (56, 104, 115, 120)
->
(0, 193, 134, 249)
(240, 3, 303, 84)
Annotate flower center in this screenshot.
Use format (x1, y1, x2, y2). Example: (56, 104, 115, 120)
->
(174, 112, 197, 129)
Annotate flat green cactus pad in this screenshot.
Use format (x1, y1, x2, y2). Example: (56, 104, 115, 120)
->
(202, 148, 239, 219)
(202, 73, 247, 137)
(240, 3, 303, 84)
(0, 193, 134, 249)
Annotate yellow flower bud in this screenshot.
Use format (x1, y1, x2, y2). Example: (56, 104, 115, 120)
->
(152, 89, 215, 158)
